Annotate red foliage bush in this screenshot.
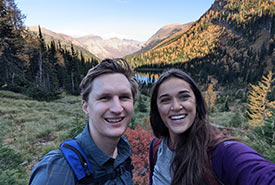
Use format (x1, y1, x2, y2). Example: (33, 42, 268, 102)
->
(125, 125, 154, 185)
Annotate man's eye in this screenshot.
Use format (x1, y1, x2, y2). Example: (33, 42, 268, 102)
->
(120, 96, 131, 100)
(99, 96, 109, 100)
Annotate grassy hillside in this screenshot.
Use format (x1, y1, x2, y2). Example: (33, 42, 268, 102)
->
(0, 89, 274, 184)
(0, 91, 87, 184)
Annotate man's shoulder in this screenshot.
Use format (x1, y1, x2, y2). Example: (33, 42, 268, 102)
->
(37, 148, 66, 166)
(29, 149, 74, 185)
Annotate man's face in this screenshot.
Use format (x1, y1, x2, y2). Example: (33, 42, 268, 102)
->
(82, 73, 134, 141)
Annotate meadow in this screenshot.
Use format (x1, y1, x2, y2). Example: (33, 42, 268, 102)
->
(0, 89, 274, 185)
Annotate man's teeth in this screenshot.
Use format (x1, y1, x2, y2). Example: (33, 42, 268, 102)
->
(106, 118, 123, 123)
(170, 115, 185, 120)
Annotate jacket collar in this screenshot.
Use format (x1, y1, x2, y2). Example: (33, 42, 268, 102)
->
(75, 121, 131, 167)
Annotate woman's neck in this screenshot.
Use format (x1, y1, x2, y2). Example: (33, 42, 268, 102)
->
(168, 136, 177, 150)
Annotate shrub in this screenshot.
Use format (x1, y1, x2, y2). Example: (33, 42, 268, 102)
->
(67, 113, 87, 138)
(136, 94, 148, 113)
(252, 112, 275, 145)
(229, 112, 243, 128)
(0, 169, 27, 185)
(125, 125, 154, 185)
(0, 145, 27, 185)
(24, 87, 60, 101)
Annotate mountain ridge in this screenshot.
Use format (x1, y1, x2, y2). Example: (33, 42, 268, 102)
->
(27, 26, 99, 60)
(27, 23, 194, 60)
(132, 23, 194, 55)
(28, 26, 144, 59)
(76, 35, 144, 59)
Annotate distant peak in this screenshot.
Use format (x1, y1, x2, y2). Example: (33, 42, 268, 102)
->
(161, 24, 182, 29)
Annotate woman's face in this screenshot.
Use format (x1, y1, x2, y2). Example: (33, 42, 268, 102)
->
(157, 77, 197, 143)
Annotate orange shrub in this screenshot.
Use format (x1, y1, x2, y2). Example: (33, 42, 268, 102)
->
(125, 125, 154, 185)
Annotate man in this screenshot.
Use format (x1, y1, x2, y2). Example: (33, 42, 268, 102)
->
(29, 58, 138, 185)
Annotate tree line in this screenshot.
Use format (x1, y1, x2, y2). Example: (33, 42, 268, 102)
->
(0, 0, 99, 100)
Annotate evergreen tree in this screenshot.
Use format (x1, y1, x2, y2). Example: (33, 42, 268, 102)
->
(136, 94, 147, 113)
(0, 0, 26, 88)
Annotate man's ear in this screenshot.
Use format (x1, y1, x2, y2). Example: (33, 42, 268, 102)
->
(82, 100, 89, 115)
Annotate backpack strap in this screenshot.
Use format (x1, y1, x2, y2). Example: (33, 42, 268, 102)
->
(60, 139, 93, 182)
(149, 137, 162, 185)
(60, 139, 134, 184)
(79, 157, 134, 184)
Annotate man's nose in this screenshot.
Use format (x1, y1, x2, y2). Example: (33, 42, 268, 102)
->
(110, 97, 123, 113)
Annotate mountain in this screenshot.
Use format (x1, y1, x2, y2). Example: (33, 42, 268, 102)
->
(77, 35, 144, 59)
(27, 26, 99, 60)
(126, 0, 275, 84)
(134, 23, 194, 54)
(28, 26, 143, 59)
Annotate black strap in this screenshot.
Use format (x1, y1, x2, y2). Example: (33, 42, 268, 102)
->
(149, 137, 158, 185)
(61, 140, 134, 184)
(80, 158, 134, 184)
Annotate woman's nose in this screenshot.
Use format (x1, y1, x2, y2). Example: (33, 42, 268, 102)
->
(171, 99, 183, 111)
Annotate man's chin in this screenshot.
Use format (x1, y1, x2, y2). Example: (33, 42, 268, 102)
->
(107, 127, 127, 138)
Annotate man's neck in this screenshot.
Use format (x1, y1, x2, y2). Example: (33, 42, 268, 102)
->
(90, 131, 120, 158)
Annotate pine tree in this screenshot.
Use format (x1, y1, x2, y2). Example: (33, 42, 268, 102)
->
(247, 71, 275, 128)
(136, 94, 147, 113)
(0, 0, 26, 87)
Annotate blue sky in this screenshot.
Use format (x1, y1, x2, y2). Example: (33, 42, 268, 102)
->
(16, 0, 214, 41)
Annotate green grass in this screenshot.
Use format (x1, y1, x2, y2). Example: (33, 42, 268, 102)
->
(0, 90, 87, 181)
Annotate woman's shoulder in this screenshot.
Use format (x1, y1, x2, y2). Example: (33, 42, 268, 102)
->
(211, 140, 259, 157)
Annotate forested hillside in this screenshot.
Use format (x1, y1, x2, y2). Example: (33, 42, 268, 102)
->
(126, 0, 275, 85)
(0, 0, 99, 100)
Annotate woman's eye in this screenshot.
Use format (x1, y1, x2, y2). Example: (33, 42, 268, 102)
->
(160, 98, 170, 103)
(179, 95, 189, 100)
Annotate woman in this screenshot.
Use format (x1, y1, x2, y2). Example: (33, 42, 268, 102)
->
(149, 68, 275, 185)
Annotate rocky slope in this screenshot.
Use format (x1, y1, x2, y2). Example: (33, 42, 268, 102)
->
(28, 26, 143, 59)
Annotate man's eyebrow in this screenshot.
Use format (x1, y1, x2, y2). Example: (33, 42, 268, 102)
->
(121, 92, 132, 96)
(95, 92, 110, 97)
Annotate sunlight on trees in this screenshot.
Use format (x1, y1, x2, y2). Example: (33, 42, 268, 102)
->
(204, 83, 217, 112)
(247, 71, 275, 128)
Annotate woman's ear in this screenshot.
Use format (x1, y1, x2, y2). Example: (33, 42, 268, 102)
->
(82, 100, 89, 115)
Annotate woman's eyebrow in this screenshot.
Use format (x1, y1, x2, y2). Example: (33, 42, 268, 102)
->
(158, 90, 190, 98)
(158, 94, 169, 99)
(178, 90, 190, 94)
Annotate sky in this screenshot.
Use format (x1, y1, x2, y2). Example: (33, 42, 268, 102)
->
(16, 0, 215, 42)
